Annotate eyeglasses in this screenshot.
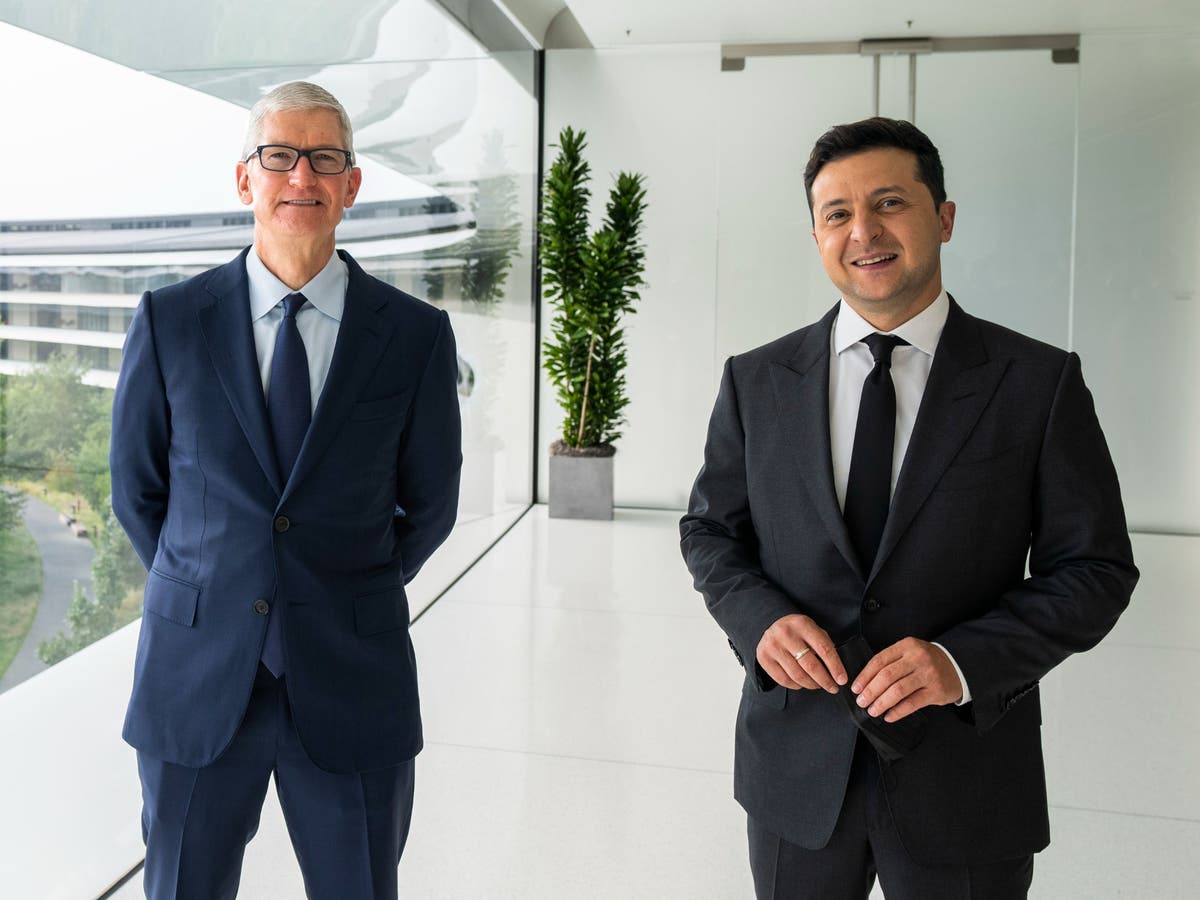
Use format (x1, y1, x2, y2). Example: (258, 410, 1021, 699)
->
(248, 144, 353, 175)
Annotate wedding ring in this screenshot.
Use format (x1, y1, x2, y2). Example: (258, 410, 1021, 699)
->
(793, 647, 811, 662)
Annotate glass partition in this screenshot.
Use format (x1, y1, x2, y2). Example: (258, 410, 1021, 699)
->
(0, 11, 538, 696)
(919, 49, 1078, 348)
(1071, 33, 1200, 533)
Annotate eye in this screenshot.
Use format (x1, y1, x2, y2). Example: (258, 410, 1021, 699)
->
(879, 198, 904, 210)
(825, 210, 848, 223)
(312, 151, 338, 164)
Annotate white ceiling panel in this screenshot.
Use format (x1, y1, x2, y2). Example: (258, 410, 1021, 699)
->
(560, 0, 1200, 47)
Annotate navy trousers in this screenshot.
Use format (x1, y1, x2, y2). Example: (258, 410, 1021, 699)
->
(748, 738, 1033, 900)
(138, 664, 416, 900)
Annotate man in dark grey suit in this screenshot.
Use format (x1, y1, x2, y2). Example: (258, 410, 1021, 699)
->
(680, 118, 1137, 898)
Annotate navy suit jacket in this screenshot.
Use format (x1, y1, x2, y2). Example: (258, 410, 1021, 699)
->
(680, 299, 1138, 864)
(111, 248, 461, 774)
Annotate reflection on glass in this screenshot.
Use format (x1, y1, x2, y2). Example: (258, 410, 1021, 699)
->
(0, 9, 538, 692)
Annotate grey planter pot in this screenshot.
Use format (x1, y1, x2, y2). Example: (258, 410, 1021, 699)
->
(548, 453, 613, 520)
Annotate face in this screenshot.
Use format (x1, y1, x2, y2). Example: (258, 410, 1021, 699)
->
(236, 108, 362, 250)
(810, 147, 955, 327)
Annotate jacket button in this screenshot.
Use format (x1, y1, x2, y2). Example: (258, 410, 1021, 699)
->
(253, 599, 270, 616)
(864, 596, 881, 613)
(273, 515, 290, 533)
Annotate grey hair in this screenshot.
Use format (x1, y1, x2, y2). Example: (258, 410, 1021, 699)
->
(241, 81, 355, 163)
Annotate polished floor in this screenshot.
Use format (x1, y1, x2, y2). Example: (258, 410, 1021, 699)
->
(112, 508, 1197, 898)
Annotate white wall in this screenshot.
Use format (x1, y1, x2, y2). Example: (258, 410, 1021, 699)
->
(1072, 33, 1200, 533)
(541, 47, 722, 509)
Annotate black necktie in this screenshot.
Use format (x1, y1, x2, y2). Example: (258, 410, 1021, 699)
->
(843, 333, 908, 573)
(262, 292, 310, 676)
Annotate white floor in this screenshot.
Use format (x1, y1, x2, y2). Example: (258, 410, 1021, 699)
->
(111, 509, 1198, 898)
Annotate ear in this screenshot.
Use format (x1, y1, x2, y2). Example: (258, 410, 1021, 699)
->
(236, 161, 253, 207)
(343, 166, 363, 208)
(938, 200, 956, 243)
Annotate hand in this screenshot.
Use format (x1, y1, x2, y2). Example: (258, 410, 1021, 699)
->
(851, 638, 963, 722)
(755, 615, 847, 693)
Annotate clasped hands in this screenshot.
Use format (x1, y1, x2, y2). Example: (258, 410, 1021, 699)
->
(755, 614, 962, 722)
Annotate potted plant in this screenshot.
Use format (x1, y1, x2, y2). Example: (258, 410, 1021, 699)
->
(539, 126, 647, 519)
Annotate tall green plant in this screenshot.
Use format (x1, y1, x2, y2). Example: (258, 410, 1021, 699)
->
(540, 127, 647, 450)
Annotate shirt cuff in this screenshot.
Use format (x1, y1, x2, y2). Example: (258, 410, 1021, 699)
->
(931, 642, 972, 705)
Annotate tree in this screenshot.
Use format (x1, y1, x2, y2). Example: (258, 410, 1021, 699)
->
(0, 486, 22, 535)
(73, 419, 112, 514)
(0, 372, 26, 535)
(0, 370, 9, 466)
(36, 580, 115, 666)
(36, 501, 134, 665)
(4, 353, 109, 478)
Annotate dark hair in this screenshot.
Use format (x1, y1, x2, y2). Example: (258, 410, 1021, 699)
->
(803, 117, 946, 219)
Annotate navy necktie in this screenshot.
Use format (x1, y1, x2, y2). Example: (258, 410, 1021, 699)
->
(262, 291, 310, 676)
(267, 292, 312, 481)
(843, 333, 908, 574)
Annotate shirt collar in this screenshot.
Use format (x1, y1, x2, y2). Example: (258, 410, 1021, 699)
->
(246, 246, 347, 323)
(833, 290, 950, 358)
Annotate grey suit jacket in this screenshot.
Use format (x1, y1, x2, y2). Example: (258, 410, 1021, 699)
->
(680, 298, 1137, 864)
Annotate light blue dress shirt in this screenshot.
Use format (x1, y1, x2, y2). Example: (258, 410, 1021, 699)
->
(246, 247, 347, 415)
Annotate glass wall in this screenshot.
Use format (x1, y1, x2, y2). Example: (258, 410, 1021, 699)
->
(545, 38, 1198, 531)
(539, 45, 1093, 510)
(711, 48, 1079, 356)
(1072, 33, 1200, 534)
(0, 7, 538, 697)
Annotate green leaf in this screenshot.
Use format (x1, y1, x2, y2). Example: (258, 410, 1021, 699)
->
(537, 127, 648, 449)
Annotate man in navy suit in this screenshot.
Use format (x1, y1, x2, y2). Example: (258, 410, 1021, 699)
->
(681, 118, 1137, 898)
(111, 81, 461, 898)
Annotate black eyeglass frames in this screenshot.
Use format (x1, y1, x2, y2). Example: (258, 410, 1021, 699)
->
(247, 144, 353, 175)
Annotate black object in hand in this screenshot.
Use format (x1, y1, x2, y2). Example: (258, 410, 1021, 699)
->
(837, 634, 927, 761)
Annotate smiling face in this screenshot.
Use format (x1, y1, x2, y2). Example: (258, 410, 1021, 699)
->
(236, 107, 361, 261)
(810, 147, 955, 330)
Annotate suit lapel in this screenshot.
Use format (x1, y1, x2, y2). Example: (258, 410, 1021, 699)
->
(197, 249, 284, 496)
(769, 304, 863, 578)
(281, 251, 390, 501)
(871, 299, 1009, 581)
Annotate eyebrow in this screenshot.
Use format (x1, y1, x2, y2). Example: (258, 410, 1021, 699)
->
(818, 184, 910, 214)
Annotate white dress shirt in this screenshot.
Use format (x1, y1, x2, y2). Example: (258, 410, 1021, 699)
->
(247, 247, 347, 415)
(828, 291, 972, 704)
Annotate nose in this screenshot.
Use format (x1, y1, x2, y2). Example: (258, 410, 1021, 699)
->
(288, 155, 318, 186)
(849, 208, 882, 244)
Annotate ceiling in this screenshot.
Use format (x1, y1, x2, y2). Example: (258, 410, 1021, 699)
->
(504, 0, 1200, 47)
(3, 1, 1196, 70)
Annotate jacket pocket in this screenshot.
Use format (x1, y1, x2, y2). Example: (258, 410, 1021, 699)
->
(354, 586, 409, 636)
(350, 390, 414, 422)
(937, 441, 1026, 492)
(743, 675, 788, 710)
(144, 568, 200, 627)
